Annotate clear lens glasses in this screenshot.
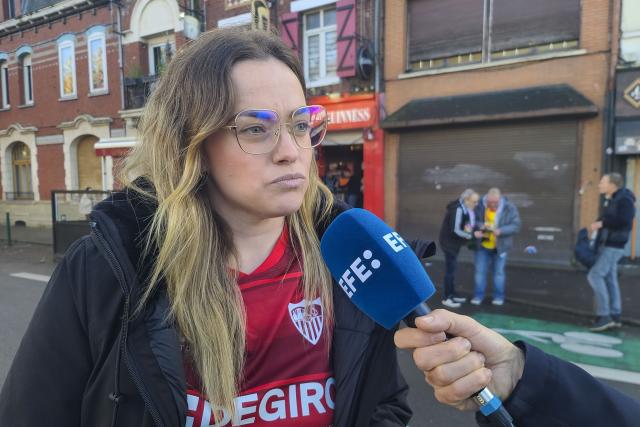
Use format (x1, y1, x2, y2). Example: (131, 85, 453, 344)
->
(228, 105, 328, 155)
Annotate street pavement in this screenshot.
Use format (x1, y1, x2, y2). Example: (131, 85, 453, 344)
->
(1, 242, 639, 426)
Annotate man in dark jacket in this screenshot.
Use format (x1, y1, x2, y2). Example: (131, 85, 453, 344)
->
(438, 189, 479, 308)
(588, 173, 636, 331)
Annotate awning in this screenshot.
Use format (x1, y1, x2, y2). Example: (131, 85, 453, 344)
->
(94, 137, 137, 157)
(381, 84, 598, 129)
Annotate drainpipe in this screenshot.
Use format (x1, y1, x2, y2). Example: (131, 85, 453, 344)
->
(112, 0, 126, 134)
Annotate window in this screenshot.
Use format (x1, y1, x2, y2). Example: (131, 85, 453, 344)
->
(303, 7, 338, 87)
(1, 61, 9, 109)
(20, 54, 33, 105)
(148, 41, 175, 75)
(58, 39, 77, 98)
(11, 142, 33, 200)
(407, 0, 580, 71)
(3, 0, 16, 19)
(87, 32, 108, 93)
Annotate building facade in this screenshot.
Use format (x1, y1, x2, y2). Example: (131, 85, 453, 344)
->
(614, 0, 640, 259)
(382, 0, 617, 265)
(0, 0, 385, 226)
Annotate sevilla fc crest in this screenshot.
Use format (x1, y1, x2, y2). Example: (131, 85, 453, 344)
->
(288, 297, 324, 345)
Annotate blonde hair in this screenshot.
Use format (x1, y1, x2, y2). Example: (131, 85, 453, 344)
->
(120, 28, 334, 417)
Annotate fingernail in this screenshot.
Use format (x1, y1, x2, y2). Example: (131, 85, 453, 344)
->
(422, 316, 435, 323)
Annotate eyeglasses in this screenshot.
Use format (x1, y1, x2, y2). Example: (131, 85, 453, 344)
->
(224, 105, 328, 155)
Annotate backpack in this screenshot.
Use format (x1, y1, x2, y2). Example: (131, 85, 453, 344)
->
(574, 227, 597, 269)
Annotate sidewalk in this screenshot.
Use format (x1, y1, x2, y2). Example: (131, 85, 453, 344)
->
(0, 225, 53, 246)
(426, 260, 640, 325)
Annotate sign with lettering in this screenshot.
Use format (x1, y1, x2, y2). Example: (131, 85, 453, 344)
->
(309, 98, 377, 131)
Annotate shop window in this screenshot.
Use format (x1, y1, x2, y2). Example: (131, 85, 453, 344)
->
(11, 142, 33, 200)
(58, 38, 77, 99)
(303, 7, 338, 88)
(1, 60, 9, 109)
(407, 0, 580, 71)
(19, 53, 33, 105)
(87, 32, 108, 93)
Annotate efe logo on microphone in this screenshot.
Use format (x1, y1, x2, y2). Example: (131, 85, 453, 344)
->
(336, 232, 408, 299)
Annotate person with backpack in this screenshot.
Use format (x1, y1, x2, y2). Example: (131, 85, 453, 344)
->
(588, 173, 636, 331)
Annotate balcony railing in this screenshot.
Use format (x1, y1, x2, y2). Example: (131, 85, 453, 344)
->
(124, 75, 158, 110)
(5, 192, 34, 200)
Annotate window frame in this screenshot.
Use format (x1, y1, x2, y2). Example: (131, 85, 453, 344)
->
(58, 39, 78, 99)
(0, 61, 9, 109)
(406, 0, 581, 72)
(148, 40, 175, 76)
(303, 7, 340, 88)
(20, 54, 33, 105)
(87, 32, 108, 94)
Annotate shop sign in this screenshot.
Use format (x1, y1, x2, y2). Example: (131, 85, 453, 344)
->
(324, 100, 377, 131)
(624, 78, 640, 109)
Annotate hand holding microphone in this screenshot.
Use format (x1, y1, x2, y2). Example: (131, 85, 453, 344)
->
(320, 208, 515, 426)
(394, 309, 525, 412)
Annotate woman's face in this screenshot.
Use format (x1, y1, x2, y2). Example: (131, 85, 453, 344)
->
(464, 194, 479, 210)
(204, 58, 313, 224)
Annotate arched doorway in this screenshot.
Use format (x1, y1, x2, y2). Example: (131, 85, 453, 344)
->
(11, 141, 33, 199)
(76, 135, 101, 189)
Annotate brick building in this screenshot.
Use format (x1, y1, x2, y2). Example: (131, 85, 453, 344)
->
(614, 0, 640, 259)
(203, 0, 384, 216)
(0, 0, 384, 226)
(381, 0, 619, 266)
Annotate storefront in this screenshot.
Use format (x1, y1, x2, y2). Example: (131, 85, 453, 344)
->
(615, 68, 640, 260)
(382, 85, 598, 265)
(309, 94, 384, 217)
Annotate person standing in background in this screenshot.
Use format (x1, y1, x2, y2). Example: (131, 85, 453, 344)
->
(472, 188, 521, 306)
(588, 173, 636, 331)
(438, 189, 479, 308)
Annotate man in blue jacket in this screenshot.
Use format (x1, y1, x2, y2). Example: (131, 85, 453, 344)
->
(588, 173, 636, 331)
(472, 188, 521, 306)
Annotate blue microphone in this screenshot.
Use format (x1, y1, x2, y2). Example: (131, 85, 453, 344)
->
(320, 208, 514, 427)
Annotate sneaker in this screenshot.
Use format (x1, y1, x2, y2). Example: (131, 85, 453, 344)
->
(451, 294, 467, 303)
(491, 298, 504, 306)
(611, 314, 622, 328)
(442, 298, 461, 308)
(590, 316, 616, 332)
(470, 297, 482, 306)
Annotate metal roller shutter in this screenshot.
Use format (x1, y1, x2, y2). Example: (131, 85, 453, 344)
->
(398, 120, 578, 265)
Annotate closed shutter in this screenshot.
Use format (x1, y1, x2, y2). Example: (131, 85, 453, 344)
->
(397, 120, 578, 265)
(408, 0, 484, 62)
(491, 0, 580, 51)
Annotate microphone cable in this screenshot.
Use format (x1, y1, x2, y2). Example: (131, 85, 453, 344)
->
(405, 303, 515, 427)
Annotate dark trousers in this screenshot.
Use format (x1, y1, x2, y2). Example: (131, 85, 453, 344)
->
(443, 249, 459, 299)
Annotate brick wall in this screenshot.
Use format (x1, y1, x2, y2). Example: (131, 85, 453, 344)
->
(383, 0, 614, 230)
(37, 143, 65, 200)
(0, 6, 121, 131)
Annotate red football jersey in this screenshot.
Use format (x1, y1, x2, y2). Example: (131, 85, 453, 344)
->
(184, 227, 334, 427)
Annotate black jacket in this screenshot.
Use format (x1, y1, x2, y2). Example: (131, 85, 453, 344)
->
(477, 342, 640, 426)
(599, 188, 636, 249)
(438, 199, 474, 255)
(0, 188, 411, 427)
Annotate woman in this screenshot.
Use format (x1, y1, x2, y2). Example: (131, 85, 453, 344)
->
(438, 189, 479, 308)
(0, 29, 410, 427)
